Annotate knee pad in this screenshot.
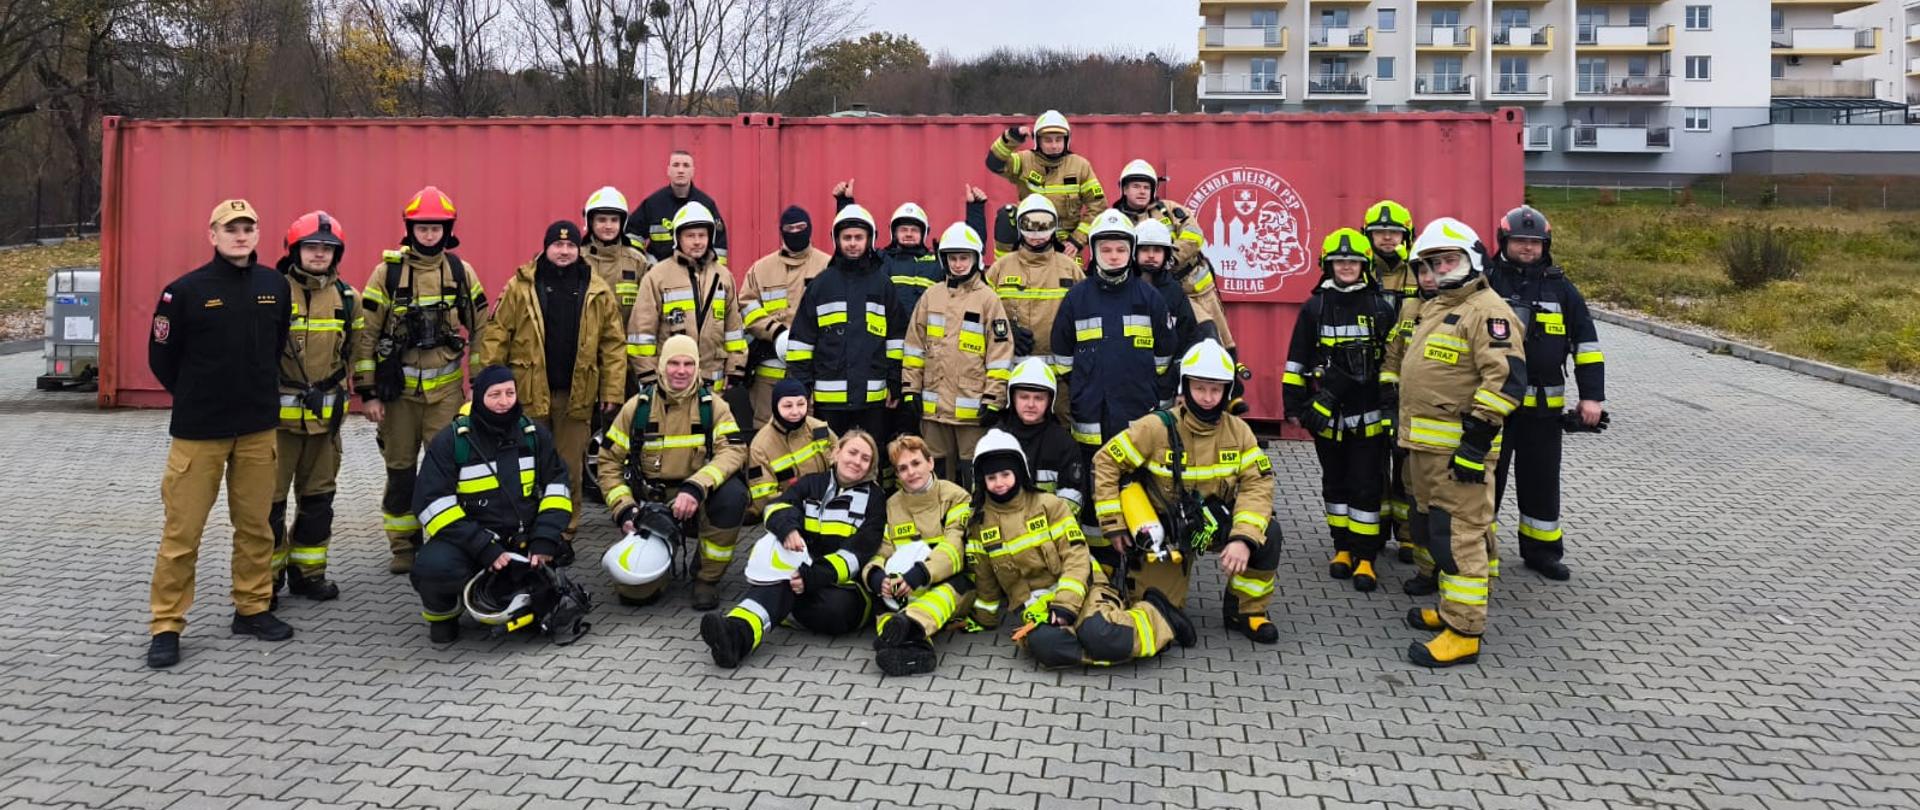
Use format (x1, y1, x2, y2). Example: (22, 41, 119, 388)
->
(291, 492, 335, 544)
(1076, 614, 1136, 663)
(1248, 525, 1284, 569)
(1427, 507, 1459, 574)
(703, 477, 750, 529)
(383, 466, 418, 514)
(1024, 624, 1083, 668)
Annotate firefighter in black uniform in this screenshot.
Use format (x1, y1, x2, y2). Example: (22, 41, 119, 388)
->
(1283, 228, 1399, 592)
(993, 358, 1087, 511)
(1486, 206, 1608, 581)
(786, 204, 908, 440)
(410, 366, 576, 642)
(627, 150, 728, 263)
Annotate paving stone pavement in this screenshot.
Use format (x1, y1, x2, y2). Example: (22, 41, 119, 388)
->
(2, 326, 1918, 810)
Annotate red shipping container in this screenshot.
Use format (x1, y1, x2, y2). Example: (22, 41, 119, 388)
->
(99, 110, 1526, 426)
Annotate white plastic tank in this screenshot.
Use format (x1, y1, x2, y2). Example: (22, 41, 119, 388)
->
(40, 266, 100, 389)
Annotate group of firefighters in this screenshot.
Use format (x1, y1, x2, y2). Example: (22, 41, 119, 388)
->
(142, 111, 1606, 674)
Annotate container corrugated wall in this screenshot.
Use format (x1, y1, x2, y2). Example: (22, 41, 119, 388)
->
(100, 110, 1526, 424)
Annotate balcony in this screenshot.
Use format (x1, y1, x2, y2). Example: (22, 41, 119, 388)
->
(1410, 73, 1476, 100)
(1574, 74, 1672, 100)
(1564, 124, 1674, 153)
(1416, 25, 1477, 52)
(1492, 25, 1553, 52)
(1909, 56, 1920, 77)
(1772, 78, 1880, 99)
(1909, 22, 1919, 44)
(1200, 25, 1289, 54)
(1772, 27, 1881, 59)
(1576, 24, 1674, 52)
(1199, 0, 1287, 10)
(1200, 72, 1289, 99)
(1524, 124, 1553, 152)
(1769, 0, 1876, 9)
(1489, 73, 1553, 100)
(1309, 26, 1374, 50)
(1305, 74, 1374, 100)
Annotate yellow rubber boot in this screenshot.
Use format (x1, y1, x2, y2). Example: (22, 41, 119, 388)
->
(1404, 607, 1443, 630)
(1352, 560, 1377, 592)
(1409, 629, 1481, 668)
(1328, 551, 1353, 580)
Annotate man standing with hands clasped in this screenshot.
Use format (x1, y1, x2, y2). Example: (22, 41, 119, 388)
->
(146, 199, 295, 669)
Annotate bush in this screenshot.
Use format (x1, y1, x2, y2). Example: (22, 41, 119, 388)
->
(1719, 224, 1803, 290)
(1597, 188, 1618, 206)
(1676, 187, 1695, 207)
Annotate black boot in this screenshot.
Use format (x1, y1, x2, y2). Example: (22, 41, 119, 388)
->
(1397, 544, 1415, 564)
(146, 632, 181, 669)
(231, 611, 294, 642)
(700, 612, 753, 669)
(427, 620, 460, 643)
(1525, 558, 1572, 581)
(1141, 588, 1196, 648)
(874, 616, 937, 676)
(1403, 574, 1437, 596)
(288, 573, 340, 601)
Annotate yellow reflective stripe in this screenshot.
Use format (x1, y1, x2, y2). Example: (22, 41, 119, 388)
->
(1232, 511, 1269, 533)
(1378, 370, 1400, 385)
(1575, 351, 1605, 365)
(695, 465, 724, 484)
(605, 425, 631, 450)
(1426, 334, 1470, 351)
(1439, 573, 1489, 606)
(604, 484, 632, 507)
(1094, 499, 1122, 517)
(1282, 372, 1306, 386)
(1106, 433, 1145, 467)
(1238, 448, 1269, 471)
(1474, 389, 1517, 416)
(641, 435, 705, 451)
(908, 585, 960, 626)
(539, 495, 573, 513)
(457, 476, 499, 494)
(702, 539, 736, 561)
(1056, 577, 1086, 598)
(749, 481, 778, 499)
(422, 608, 462, 622)
(987, 516, 1074, 558)
(727, 606, 765, 648)
(288, 546, 327, 565)
(944, 503, 971, 526)
(1129, 608, 1155, 657)
(937, 539, 964, 571)
(424, 504, 466, 537)
(1229, 574, 1274, 598)
(1407, 417, 1464, 450)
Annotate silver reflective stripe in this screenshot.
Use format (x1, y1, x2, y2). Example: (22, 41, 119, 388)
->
(1121, 314, 1151, 329)
(986, 359, 1012, 371)
(1074, 317, 1101, 331)
(763, 288, 788, 301)
(1321, 324, 1370, 337)
(738, 598, 772, 627)
(865, 379, 888, 392)
(1324, 502, 1349, 516)
(927, 313, 947, 329)
(817, 301, 847, 316)
(956, 397, 982, 410)
(922, 391, 942, 404)
(1284, 361, 1305, 374)
(904, 345, 925, 360)
(1534, 301, 1563, 313)
(1348, 509, 1381, 524)
(663, 289, 694, 303)
(630, 333, 657, 345)
(865, 301, 887, 317)
(1520, 515, 1559, 531)
(818, 380, 848, 392)
(961, 320, 984, 334)
(1576, 342, 1602, 354)
(1034, 469, 1060, 483)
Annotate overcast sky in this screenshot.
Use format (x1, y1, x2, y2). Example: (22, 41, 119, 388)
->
(860, 1, 1198, 62)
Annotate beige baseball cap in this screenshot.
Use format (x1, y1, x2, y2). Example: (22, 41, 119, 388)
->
(210, 199, 260, 227)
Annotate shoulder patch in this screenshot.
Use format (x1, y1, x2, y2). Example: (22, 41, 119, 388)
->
(1442, 313, 1462, 325)
(1487, 318, 1510, 340)
(151, 315, 171, 343)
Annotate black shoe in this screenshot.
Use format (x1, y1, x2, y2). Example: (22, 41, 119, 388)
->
(1397, 545, 1416, 564)
(1222, 600, 1279, 644)
(1525, 558, 1572, 581)
(427, 620, 460, 643)
(1141, 588, 1196, 649)
(875, 641, 938, 677)
(1403, 575, 1437, 596)
(700, 612, 752, 669)
(553, 542, 577, 568)
(874, 613, 920, 651)
(691, 581, 721, 611)
(231, 611, 294, 642)
(288, 574, 340, 602)
(146, 632, 181, 669)
(1328, 552, 1353, 580)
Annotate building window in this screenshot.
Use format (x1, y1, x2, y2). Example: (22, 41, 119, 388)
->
(1771, 58, 1785, 79)
(1430, 9, 1461, 28)
(1627, 5, 1650, 27)
(1251, 57, 1280, 92)
(1379, 8, 1397, 32)
(1378, 56, 1396, 80)
(1685, 56, 1711, 80)
(1771, 9, 1784, 34)
(1499, 57, 1530, 93)
(1684, 6, 1710, 31)
(1684, 108, 1711, 131)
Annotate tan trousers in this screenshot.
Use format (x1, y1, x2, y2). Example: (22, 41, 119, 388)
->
(1408, 451, 1498, 636)
(534, 389, 593, 542)
(748, 367, 781, 430)
(272, 430, 342, 578)
(920, 420, 985, 482)
(150, 430, 279, 635)
(378, 394, 462, 555)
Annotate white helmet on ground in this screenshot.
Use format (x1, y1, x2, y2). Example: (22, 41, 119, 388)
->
(1179, 339, 1236, 385)
(745, 531, 814, 585)
(1007, 357, 1058, 396)
(881, 541, 935, 610)
(833, 203, 877, 236)
(463, 557, 536, 626)
(604, 531, 672, 586)
(584, 186, 630, 222)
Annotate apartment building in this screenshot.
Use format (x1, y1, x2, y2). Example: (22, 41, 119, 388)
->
(1195, 1, 1917, 180)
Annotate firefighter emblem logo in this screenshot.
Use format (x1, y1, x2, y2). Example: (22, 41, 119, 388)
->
(1183, 168, 1311, 296)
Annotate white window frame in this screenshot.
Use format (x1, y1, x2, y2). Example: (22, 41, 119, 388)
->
(1684, 6, 1711, 31)
(1684, 107, 1711, 131)
(1378, 8, 1397, 33)
(1377, 56, 1396, 80)
(1685, 56, 1711, 80)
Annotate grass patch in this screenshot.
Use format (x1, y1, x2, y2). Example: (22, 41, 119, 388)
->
(1535, 198, 1920, 377)
(1, 240, 101, 318)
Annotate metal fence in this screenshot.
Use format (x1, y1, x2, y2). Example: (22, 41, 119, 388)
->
(1531, 179, 1920, 210)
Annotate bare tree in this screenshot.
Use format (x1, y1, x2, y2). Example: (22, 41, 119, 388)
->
(647, 0, 739, 115)
(719, 0, 859, 112)
(387, 0, 509, 115)
(514, 0, 657, 115)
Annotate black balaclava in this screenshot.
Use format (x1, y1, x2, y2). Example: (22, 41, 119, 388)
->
(780, 205, 812, 254)
(974, 449, 1030, 504)
(771, 379, 810, 433)
(472, 365, 522, 433)
(1182, 379, 1226, 424)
